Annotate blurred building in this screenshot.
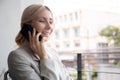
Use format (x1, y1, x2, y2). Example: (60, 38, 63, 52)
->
(46, 9, 120, 53)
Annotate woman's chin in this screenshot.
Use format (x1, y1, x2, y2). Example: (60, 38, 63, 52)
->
(42, 36, 49, 42)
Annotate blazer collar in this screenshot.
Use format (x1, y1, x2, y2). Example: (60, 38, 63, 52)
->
(31, 54, 40, 61)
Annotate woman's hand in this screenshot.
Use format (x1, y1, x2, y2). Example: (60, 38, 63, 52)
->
(28, 28, 48, 59)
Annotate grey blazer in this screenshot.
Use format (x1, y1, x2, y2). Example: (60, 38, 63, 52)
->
(8, 43, 71, 80)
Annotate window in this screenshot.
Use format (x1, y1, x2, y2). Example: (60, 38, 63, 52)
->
(56, 44, 60, 48)
(74, 27, 80, 37)
(75, 11, 78, 20)
(97, 42, 108, 48)
(75, 42, 80, 47)
(64, 29, 70, 38)
(54, 31, 60, 39)
(64, 43, 70, 48)
(63, 14, 67, 22)
(69, 13, 73, 21)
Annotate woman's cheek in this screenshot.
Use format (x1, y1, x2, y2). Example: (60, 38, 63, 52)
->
(35, 25, 44, 32)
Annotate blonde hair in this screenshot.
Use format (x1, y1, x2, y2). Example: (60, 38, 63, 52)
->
(15, 3, 52, 46)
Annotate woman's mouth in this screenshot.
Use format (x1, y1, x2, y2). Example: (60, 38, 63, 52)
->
(42, 31, 50, 37)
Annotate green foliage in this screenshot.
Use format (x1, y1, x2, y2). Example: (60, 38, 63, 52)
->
(99, 25, 120, 45)
(116, 61, 120, 67)
(70, 71, 86, 78)
(92, 70, 97, 77)
(70, 72, 77, 78)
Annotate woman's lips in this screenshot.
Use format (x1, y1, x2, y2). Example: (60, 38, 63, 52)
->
(41, 31, 50, 37)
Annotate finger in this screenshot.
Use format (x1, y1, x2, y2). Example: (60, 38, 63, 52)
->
(28, 31, 32, 42)
(35, 33, 41, 45)
(33, 28, 36, 36)
(29, 31, 35, 49)
(36, 32, 41, 41)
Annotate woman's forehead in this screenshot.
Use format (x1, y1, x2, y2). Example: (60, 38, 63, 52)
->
(36, 10, 53, 19)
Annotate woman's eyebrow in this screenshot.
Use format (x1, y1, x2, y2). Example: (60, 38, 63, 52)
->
(38, 17, 53, 20)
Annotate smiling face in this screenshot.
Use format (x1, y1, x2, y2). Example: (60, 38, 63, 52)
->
(31, 9, 54, 41)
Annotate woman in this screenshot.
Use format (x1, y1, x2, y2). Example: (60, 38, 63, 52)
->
(8, 3, 72, 80)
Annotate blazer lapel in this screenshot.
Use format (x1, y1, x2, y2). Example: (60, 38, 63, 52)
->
(31, 53, 41, 76)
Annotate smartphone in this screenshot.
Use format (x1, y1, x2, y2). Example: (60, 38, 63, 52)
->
(20, 24, 42, 41)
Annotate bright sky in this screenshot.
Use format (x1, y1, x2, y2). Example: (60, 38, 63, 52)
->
(44, 0, 120, 15)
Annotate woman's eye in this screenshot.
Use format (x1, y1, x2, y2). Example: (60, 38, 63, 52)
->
(39, 20, 45, 22)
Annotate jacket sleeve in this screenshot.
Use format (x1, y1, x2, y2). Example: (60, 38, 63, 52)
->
(40, 59, 58, 80)
(8, 51, 41, 80)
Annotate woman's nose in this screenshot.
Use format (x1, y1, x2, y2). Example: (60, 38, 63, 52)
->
(46, 22, 52, 29)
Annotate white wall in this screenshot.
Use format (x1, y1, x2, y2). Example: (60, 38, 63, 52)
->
(0, 0, 21, 72)
(0, 0, 44, 75)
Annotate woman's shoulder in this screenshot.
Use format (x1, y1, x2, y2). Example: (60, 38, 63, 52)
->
(9, 46, 27, 56)
(8, 46, 33, 62)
